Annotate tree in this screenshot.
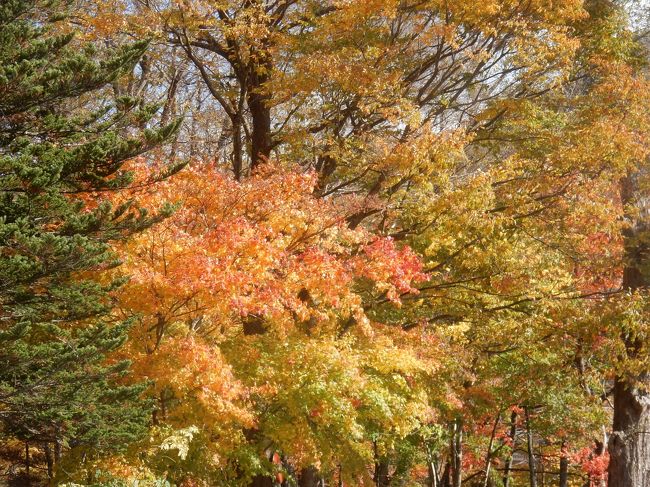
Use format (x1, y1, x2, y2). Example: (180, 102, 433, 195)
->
(607, 112, 650, 487)
(69, 0, 650, 485)
(0, 0, 180, 480)
(100, 161, 433, 485)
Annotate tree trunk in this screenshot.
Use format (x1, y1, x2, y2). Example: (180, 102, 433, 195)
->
(428, 460, 438, 487)
(44, 442, 54, 479)
(374, 458, 390, 486)
(451, 419, 463, 487)
(373, 441, 391, 487)
(232, 114, 244, 181)
(608, 173, 650, 487)
(483, 412, 500, 487)
(426, 449, 439, 487)
(247, 52, 272, 168)
(559, 441, 569, 487)
(251, 475, 274, 487)
(525, 407, 538, 487)
(441, 462, 451, 487)
(243, 315, 267, 335)
(24, 442, 30, 481)
(608, 377, 650, 487)
(299, 466, 323, 487)
(503, 410, 517, 487)
(248, 88, 272, 167)
(54, 438, 61, 464)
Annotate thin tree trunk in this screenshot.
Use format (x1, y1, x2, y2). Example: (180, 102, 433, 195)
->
(427, 452, 439, 487)
(160, 68, 182, 126)
(483, 411, 501, 487)
(608, 173, 650, 487)
(538, 446, 546, 487)
(559, 441, 569, 487)
(483, 412, 501, 487)
(160, 390, 167, 420)
(54, 438, 61, 464)
(373, 440, 391, 486)
(503, 410, 518, 487)
(44, 442, 54, 479)
(441, 462, 451, 487)
(24, 442, 30, 481)
(452, 419, 463, 487)
(594, 439, 606, 487)
(428, 461, 438, 487)
(525, 407, 538, 487)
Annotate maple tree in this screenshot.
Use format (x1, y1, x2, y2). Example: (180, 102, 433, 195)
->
(3, 0, 650, 486)
(86, 160, 433, 485)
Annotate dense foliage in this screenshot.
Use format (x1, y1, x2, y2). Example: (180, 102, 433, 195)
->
(0, 0, 180, 481)
(1, 0, 650, 486)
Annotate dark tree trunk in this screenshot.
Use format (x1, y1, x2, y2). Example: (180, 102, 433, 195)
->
(248, 87, 272, 167)
(374, 458, 390, 486)
(24, 442, 30, 481)
(44, 443, 54, 479)
(441, 462, 451, 487)
(559, 441, 569, 487)
(373, 441, 391, 487)
(251, 474, 274, 487)
(608, 376, 650, 487)
(247, 52, 272, 168)
(160, 390, 167, 421)
(243, 429, 275, 487)
(54, 438, 61, 464)
(314, 154, 338, 195)
(177, 12, 272, 174)
(243, 315, 266, 335)
(608, 173, 650, 487)
(232, 114, 244, 181)
(525, 407, 538, 487)
(503, 410, 517, 487)
(299, 466, 323, 487)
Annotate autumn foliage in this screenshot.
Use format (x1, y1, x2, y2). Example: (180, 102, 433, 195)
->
(4, 0, 650, 486)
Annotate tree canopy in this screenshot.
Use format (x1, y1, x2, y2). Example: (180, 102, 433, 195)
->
(1, 1, 650, 486)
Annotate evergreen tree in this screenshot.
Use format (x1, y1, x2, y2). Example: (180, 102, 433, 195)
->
(0, 0, 181, 467)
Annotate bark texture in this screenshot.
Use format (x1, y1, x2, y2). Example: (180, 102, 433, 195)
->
(559, 441, 569, 487)
(608, 173, 650, 487)
(299, 466, 323, 487)
(608, 377, 650, 487)
(503, 410, 517, 487)
(524, 407, 537, 487)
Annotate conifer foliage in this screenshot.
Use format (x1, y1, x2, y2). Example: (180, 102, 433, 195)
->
(0, 0, 179, 473)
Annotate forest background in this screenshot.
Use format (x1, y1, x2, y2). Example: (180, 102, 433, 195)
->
(2, 0, 650, 486)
